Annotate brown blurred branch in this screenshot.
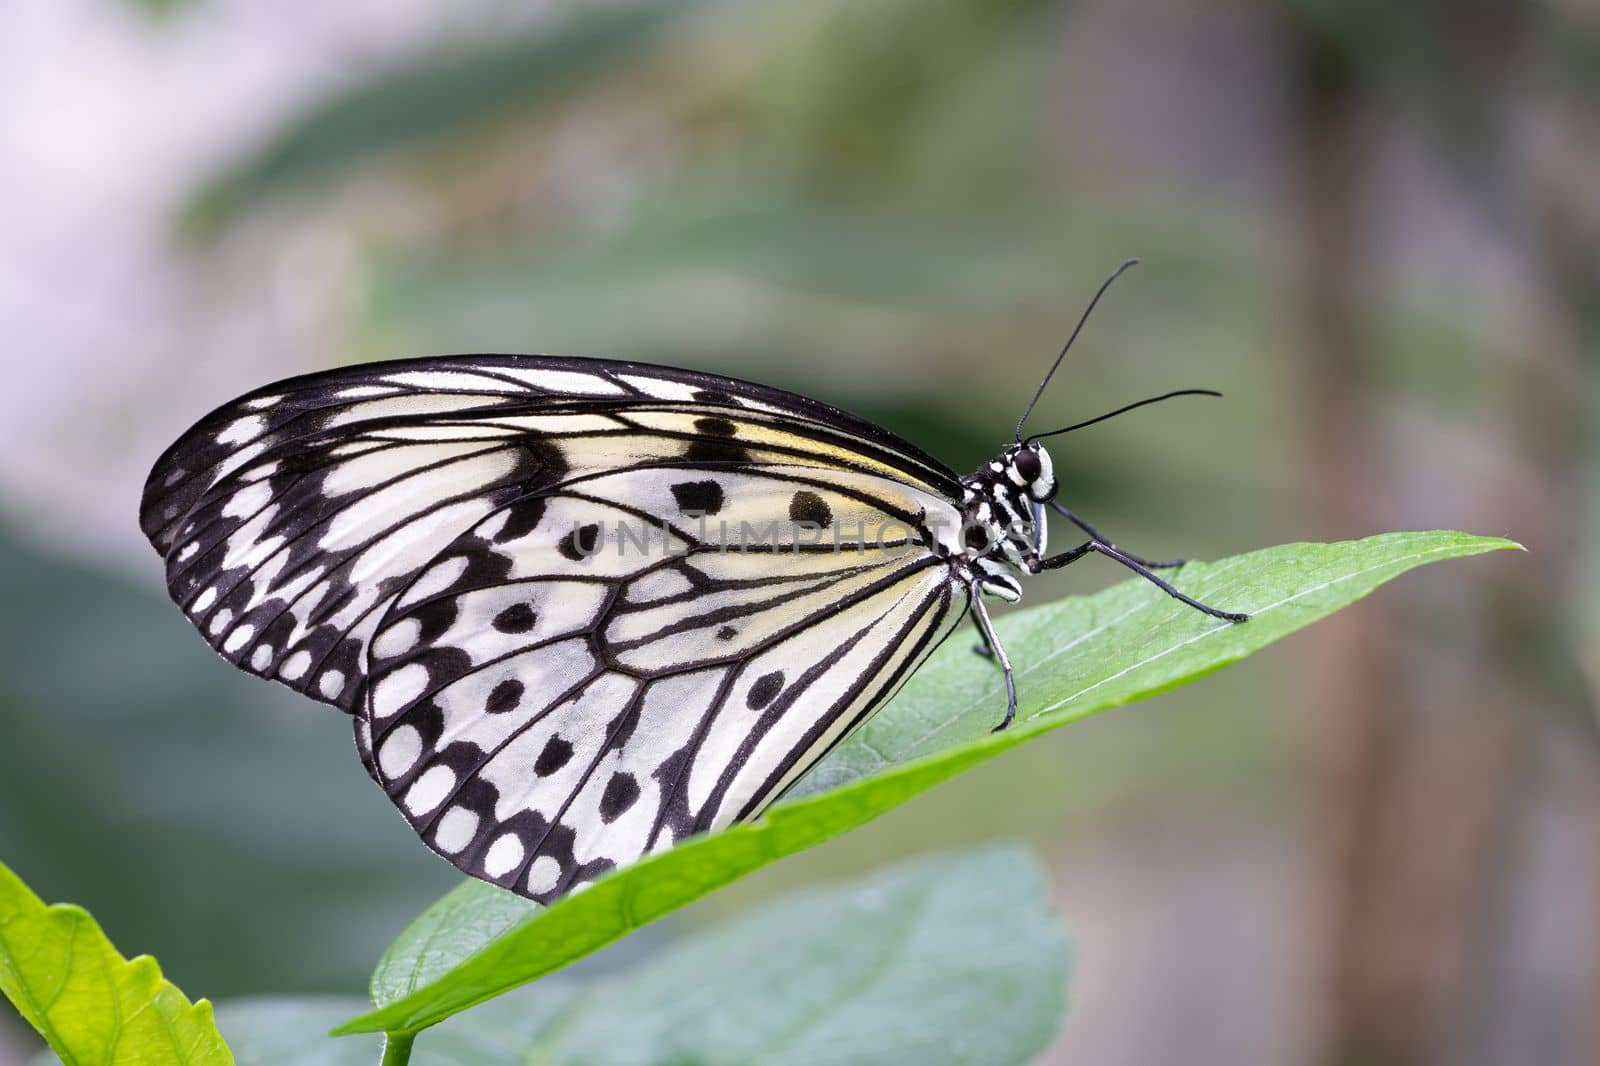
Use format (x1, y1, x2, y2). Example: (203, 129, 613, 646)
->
(1285, 13, 1543, 1066)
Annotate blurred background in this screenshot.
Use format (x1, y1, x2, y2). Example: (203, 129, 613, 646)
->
(1, 1, 1596, 1063)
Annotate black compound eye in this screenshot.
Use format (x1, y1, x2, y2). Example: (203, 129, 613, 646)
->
(963, 524, 990, 551)
(1013, 448, 1042, 483)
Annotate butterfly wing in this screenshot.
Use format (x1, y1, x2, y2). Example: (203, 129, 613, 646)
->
(143, 355, 971, 899)
(140, 356, 960, 713)
(361, 463, 966, 901)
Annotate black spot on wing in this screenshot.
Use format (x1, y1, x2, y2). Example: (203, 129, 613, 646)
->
(670, 480, 724, 516)
(647, 745, 696, 843)
(558, 523, 601, 561)
(599, 772, 641, 823)
(788, 491, 832, 527)
(684, 437, 749, 465)
(495, 497, 548, 543)
(535, 735, 574, 776)
(492, 602, 537, 633)
(486, 678, 523, 714)
(413, 597, 460, 643)
(693, 417, 737, 436)
(747, 670, 784, 710)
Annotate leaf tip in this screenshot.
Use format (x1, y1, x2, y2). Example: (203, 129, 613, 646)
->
(1465, 533, 1524, 553)
(1464, 535, 1526, 556)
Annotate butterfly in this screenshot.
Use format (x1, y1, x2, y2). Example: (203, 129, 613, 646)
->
(140, 262, 1245, 904)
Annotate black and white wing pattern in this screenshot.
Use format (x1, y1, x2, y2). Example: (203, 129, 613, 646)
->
(142, 356, 969, 901)
(362, 463, 964, 901)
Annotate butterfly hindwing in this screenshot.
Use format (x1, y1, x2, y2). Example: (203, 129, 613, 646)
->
(362, 465, 966, 902)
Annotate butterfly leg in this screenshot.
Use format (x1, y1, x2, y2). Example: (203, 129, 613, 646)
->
(969, 588, 1018, 731)
(1047, 501, 1185, 568)
(974, 502, 1041, 661)
(971, 620, 997, 660)
(1026, 541, 1249, 623)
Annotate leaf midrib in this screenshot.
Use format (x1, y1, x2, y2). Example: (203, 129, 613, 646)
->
(1039, 540, 1446, 714)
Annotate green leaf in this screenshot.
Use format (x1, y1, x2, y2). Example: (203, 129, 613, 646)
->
(367, 881, 534, 1009)
(230, 847, 1067, 1064)
(369, 193, 1040, 338)
(0, 859, 233, 1065)
(338, 530, 1517, 1036)
(520, 846, 1069, 1066)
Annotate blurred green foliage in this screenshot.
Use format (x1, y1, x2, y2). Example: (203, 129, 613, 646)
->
(189, 2, 702, 233)
(215, 848, 1069, 1065)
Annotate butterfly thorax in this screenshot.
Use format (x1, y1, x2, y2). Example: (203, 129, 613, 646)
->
(955, 442, 1057, 602)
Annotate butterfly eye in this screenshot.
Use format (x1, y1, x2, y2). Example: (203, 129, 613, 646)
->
(1013, 448, 1042, 483)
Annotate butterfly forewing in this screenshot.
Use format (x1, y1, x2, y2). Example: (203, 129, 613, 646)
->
(141, 357, 958, 714)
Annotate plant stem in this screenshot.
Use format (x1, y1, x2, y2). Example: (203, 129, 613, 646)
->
(381, 1031, 415, 1066)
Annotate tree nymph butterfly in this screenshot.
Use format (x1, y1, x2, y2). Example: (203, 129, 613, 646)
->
(141, 261, 1246, 904)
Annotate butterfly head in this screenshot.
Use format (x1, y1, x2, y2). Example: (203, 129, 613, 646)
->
(1000, 442, 1056, 502)
(956, 442, 1057, 587)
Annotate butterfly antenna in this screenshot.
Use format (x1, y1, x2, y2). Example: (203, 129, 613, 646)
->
(1014, 258, 1141, 442)
(1025, 388, 1222, 443)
